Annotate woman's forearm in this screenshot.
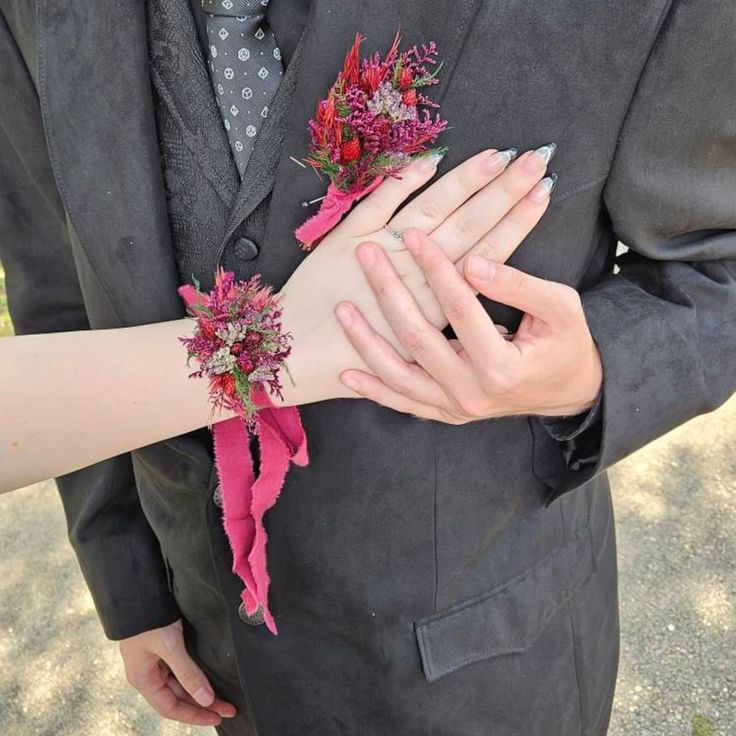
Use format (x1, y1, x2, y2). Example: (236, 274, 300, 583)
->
(0, 315, 328, 493)
(0, 318, 228, 491)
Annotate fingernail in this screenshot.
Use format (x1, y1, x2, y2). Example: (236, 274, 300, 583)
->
(528, 173, 558, 203)
(417, 150, 446, 173)
(193, 686, 214, 707)
(534, 142, 557, 167)
(335, 304, 352, 327)
(484, 147, 518, 173)
(467, 254, 496, 281)
(356, 244, 376, 269)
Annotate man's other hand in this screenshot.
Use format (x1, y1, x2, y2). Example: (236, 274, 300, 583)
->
(119, 619, 237, 727)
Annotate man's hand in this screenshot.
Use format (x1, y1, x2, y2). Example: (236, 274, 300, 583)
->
(119, 619, 237, 727)
(334, 228, 602, 424)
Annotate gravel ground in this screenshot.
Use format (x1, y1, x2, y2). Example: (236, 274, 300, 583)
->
(1, 398, 734, 736)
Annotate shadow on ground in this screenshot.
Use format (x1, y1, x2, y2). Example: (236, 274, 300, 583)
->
(1, 398, 734, 735)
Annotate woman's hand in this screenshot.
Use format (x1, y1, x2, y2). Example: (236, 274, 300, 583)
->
(277, 145, 557, 406)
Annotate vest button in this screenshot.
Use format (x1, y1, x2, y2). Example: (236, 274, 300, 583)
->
(238, 600, 265, 626)
(233, 236, 260, 261)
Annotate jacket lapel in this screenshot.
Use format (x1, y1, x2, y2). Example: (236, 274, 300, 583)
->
(147, 0, 241, 211)
(256, 0, 483, 288)
(38, 0, 184, 327)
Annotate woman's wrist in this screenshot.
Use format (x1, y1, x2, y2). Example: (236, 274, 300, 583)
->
(271, 290, 355, 409)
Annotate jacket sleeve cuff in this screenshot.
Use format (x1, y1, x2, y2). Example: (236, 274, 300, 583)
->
(537, 388, 604, 442)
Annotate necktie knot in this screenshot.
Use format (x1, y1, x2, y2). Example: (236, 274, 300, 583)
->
(201, 0, 269, 18)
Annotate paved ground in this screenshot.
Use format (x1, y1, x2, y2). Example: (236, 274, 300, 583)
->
(1, 398, 734, 736)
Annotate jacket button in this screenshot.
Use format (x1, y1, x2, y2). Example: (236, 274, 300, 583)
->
(238, 601, 265, 626)
(212, 483, 223, 508)
(233, 236, 260, 261)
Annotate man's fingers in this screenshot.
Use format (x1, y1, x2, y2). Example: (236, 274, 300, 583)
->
(339, 369, 455, 423)
(354, 241, 466, 382)
(151, 632, 215, 708)
(142, 677, 222, 727)
(388, 148, 507, 232)
(166, 675, 237, 719)
(455, 174, 557, 274)
(334, 301, 455, 408)
(343, 154, 443, 235)
(464, 254, 581, 324)
(403, 229, 512, 369)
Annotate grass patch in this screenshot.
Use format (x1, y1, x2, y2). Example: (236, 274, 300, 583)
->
(692, 713, 715, 736)
(0, 264, 14, 337)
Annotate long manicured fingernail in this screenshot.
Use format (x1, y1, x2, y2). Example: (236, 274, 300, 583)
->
(335, 303, 353, 327)
(534, 142, 557, 167)
(417, 150, 446, 172)
(484, 147, 518, 173)
(356, 243, 376, 269)
(193, 686, 215, 707)
(528, 173, 559, 203)
(467, 254, 497, 281)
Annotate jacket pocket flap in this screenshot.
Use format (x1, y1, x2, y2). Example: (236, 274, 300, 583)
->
(414, 524, 597, 682)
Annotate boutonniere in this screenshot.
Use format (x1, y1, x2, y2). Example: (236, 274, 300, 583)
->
(295, 31, 449, 250)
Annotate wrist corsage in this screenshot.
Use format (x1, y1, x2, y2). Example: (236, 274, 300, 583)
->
(178, 268, 292, 429)
(178, 268, 308, 635)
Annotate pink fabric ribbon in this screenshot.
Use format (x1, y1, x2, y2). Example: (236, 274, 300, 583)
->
(211, 391, 308, 635)
(295, 176, 384, 250)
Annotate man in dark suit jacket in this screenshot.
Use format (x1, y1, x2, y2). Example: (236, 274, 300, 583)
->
(1, 1, 734, 734)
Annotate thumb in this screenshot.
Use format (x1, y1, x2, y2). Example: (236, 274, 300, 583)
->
(464, 254, 570, 322)
(154, 633, 215, 708)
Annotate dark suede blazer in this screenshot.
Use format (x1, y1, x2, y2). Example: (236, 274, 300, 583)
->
(1, 1, 735, 735)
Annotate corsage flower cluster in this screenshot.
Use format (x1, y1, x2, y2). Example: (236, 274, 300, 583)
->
(295, 32, 449, 249)
(178, 268, 292, 429)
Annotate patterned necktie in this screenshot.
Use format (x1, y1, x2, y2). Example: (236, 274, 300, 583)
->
(200, 0, 284, 177)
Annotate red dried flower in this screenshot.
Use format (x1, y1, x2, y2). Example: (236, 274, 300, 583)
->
(215, 372, 237, 397)
(340, 138, 362, 164)
(398, 67, 414, 89)
(316, 96, 336, 131)
(360, 66, 384, 94)
(342, 33, 363, 86)
(402, 88, 418, 107)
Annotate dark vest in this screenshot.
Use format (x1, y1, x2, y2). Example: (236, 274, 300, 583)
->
(145, 0, 307, 294)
